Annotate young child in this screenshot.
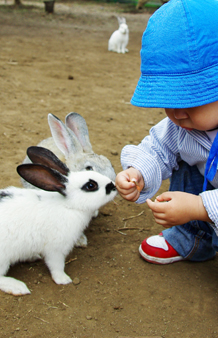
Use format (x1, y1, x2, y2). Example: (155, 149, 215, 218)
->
(115, 0, 218, 264)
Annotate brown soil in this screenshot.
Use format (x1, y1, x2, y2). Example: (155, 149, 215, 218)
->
(1, 1, 218, 337)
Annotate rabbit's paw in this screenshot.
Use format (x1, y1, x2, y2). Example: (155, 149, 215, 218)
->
(92, 210, 99, 218)
(52, 271, 72, 285)
(0, 276, 31, 296)
(75, 233, 88, 248)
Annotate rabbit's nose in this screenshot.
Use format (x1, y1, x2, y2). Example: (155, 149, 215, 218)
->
(106, 182, 116, 195)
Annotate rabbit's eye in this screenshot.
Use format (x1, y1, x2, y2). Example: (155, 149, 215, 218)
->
(82, 179, 98, 192)
(85, 166, 93, 171)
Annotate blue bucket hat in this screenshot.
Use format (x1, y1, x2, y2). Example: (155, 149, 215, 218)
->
(131, 0, 218, 108)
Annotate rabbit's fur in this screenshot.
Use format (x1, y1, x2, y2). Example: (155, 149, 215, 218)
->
(0, 146, 117, 296)
(22, 112, 116, 185)
(108, 17, 129, 54)
(22, 112, 116, 247)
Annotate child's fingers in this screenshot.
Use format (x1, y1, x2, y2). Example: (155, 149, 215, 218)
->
(116, 181, 136, 192)
(116, 176, 134, 191)
(152, 212, 166, 222)
(130, 178, 141, 191)
(146, 198, 168, 213)
(116, 180, 140, 201)
(150, 210, 172, 227)
(156, 192, 172, 202)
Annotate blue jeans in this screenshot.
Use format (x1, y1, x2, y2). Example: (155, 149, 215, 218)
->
(163, 161, 218, 261)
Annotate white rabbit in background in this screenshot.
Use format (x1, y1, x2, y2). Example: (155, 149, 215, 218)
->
(108, 17, 129, 54)
(0, 146, 117, 296)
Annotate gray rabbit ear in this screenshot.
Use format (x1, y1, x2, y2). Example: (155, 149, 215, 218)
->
(65, 113, 93, 153)
(48, 113, 83, 158)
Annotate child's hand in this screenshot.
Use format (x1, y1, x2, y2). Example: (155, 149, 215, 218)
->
(146, 191, 211, 228)
(115, 167, 144, 202)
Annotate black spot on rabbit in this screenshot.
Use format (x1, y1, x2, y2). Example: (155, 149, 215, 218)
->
(106, 182, 116, 195)
(0, 191, 13, 200)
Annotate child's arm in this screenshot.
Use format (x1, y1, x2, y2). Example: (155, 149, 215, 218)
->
(146, 191, 211, 228)
(120, 118, 180, 204)
(115, 167, 145, 202)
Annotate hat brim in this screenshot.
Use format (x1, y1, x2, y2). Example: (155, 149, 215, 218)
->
(131, 63, 218, 109)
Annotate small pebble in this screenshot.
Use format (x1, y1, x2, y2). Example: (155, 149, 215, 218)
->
(72, 277, 80, 285)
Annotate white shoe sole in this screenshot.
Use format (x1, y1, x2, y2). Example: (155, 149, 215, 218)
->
(139, 244, 184, 265)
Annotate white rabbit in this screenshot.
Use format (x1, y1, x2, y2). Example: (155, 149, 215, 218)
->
(22, 112, 116, 247)
(108, 17, 129, 54)
(0, 146, 117, 296)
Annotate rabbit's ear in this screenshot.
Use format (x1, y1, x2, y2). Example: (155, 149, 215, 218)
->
(117, 16, 122, 25)
(65, 113, 93, 153)
(48, 114, 83, 157)
(27, 146, 69, 176)
(117, 16, 126, 25)
(17, 164, 67, 196)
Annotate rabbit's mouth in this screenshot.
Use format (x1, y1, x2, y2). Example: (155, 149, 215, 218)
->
(106, 182, 116, 195)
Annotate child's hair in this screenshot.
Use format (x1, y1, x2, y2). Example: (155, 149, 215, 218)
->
(131, 0, 218, 109)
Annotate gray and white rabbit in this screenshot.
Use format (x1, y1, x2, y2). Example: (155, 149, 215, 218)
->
(22, 112, 116, 185)
(0, 146, 117, 296)
(108, 17, 129, 54)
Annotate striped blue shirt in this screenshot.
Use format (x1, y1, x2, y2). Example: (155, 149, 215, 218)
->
(121, 117, 218, 233)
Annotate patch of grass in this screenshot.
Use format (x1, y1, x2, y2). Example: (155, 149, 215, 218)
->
(0, 3, 42, 12)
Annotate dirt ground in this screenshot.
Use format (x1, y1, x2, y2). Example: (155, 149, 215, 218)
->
(1, 1, 218, 337)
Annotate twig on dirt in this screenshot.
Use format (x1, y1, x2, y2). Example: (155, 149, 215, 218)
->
(34, 316, 49, 324)
(41, 299, 58, 309)
(114, 229, 127, 236)
(122, 210, 144, 221)
(59, 301, 70, 308)
(8, 60, 18, 65)
(113, 201, 119, 206)
(65, 257, 77, 265)
(118, 227, 143, 231)
(100, 212, 112, 217)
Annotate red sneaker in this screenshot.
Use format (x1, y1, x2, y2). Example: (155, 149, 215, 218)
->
(139, 233, 184, 264)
